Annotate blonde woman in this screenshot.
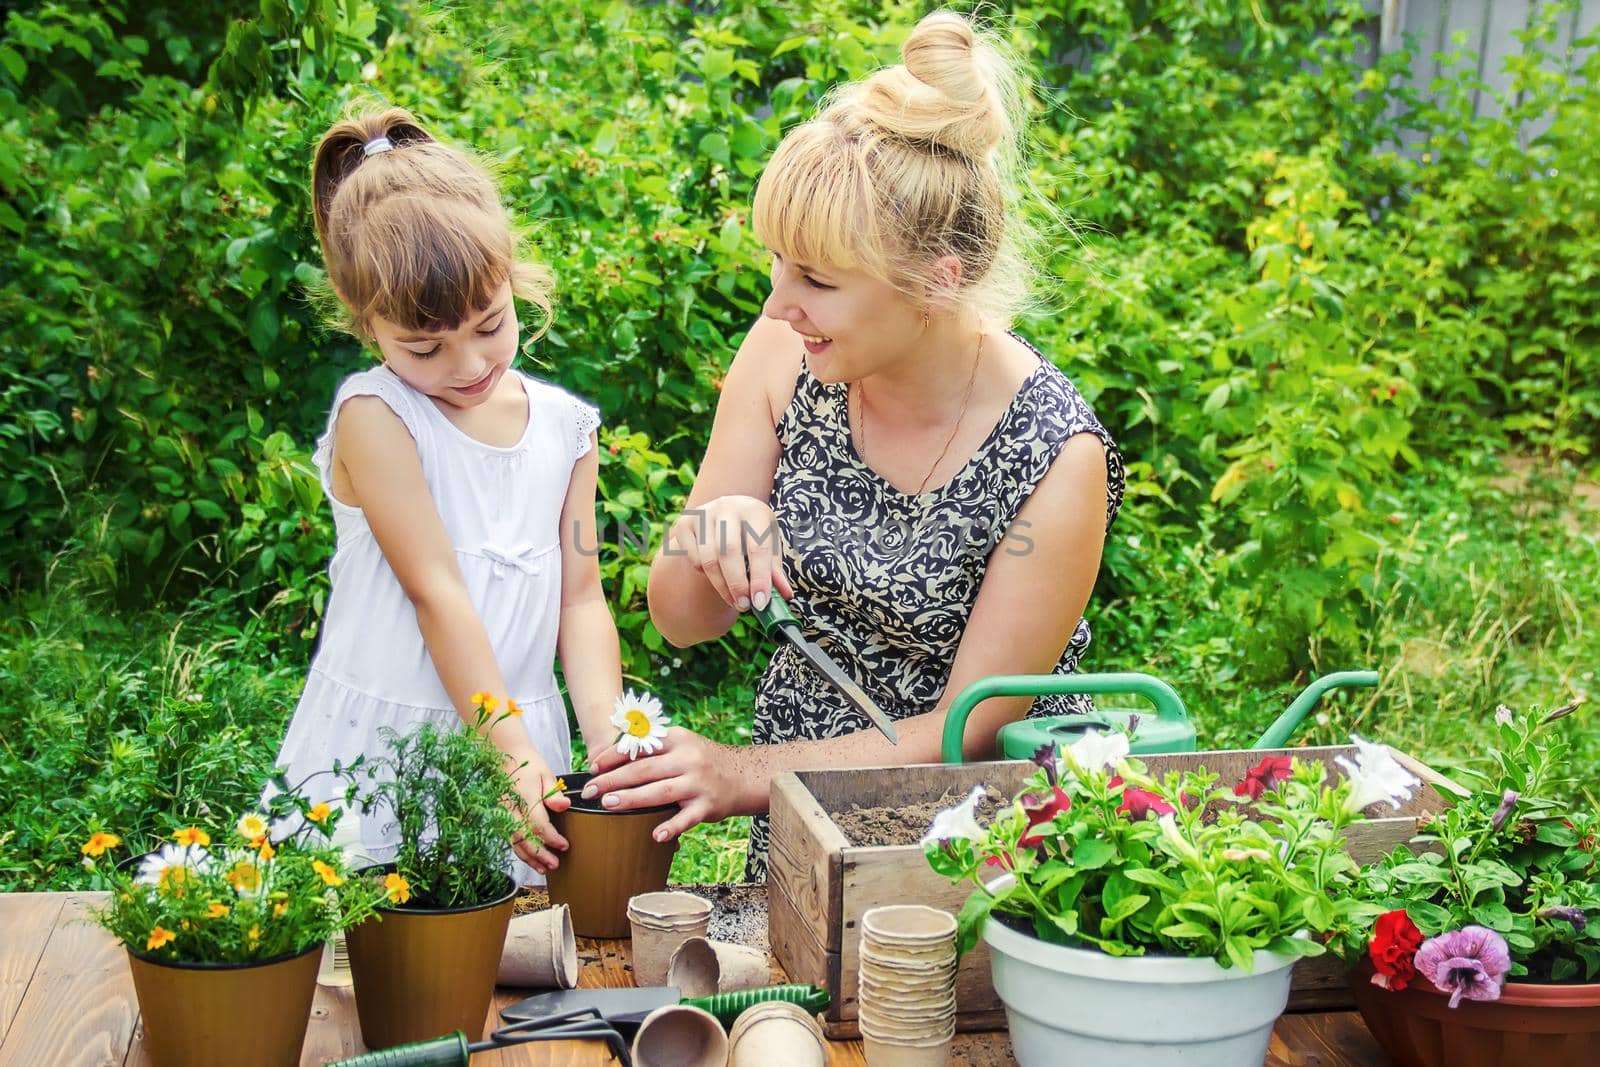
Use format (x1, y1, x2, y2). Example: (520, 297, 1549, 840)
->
(587, 12, 1125, 879)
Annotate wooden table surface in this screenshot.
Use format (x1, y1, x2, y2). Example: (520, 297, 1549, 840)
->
(0, 893, 1389, 1066)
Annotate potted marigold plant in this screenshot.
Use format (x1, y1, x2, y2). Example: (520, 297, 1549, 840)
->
(1333, 704, 1600, 1067)
(82, 795, 383, 1067)
(923, 730, 1422, 1067)
(320, 693, 556, 1049)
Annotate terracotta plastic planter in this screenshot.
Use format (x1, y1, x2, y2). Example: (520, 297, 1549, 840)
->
(544, 771, 679, 938)
(125, 942, 322, 1067)
(346, 865, 517, 1049)
(1350, 963, 1600, 1067)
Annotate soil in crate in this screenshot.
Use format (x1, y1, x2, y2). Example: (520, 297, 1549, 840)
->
(832, 783, 1013, 846)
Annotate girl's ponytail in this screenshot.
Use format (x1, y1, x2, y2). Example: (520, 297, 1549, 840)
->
(308, 105, 552, 342)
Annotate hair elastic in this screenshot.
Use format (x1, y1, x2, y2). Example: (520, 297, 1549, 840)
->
(363, 135, 395, 157)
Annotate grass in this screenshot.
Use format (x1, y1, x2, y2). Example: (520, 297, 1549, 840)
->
(2, 458, 1594, 892)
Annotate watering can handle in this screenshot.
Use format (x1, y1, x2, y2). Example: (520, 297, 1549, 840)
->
(940, 673, 1187, 765)
(1250, 670, 1380, 750)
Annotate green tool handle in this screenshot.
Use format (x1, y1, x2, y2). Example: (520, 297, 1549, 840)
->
(753, 590, 797, 631)
(1251, 670, 1379, 750)
(941, 673, 1189, 765)
(684, 983, 831, 1027)
(326, 1032, 469, 1067)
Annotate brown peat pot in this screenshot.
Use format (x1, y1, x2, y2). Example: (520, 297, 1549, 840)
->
(544, 770, 679, 938)
(346, 865, 517, 1048)
(1351, 963, 1600, 1067)
(126, 942, 322, 1067)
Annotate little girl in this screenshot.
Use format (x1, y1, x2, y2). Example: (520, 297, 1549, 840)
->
(272, 106, 622, 882)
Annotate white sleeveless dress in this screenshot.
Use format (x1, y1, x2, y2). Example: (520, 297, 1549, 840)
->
(272, 363, 600, 885)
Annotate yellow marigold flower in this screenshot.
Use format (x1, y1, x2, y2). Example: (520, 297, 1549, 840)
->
(505, 698, 524, 717)
(305, 803, 332, 825)
(80, 832, 121, 857)
(313, 860, 344, 887)
(226, 861, 261, 894)
(146, 926, 176, 951)
(470, 691, 499, 712)
(257, 839, 276, 861)
(207, 902, 230, 919)
(247, 924, 261, 945)
(235, 814, 268, 840)
(384, 873, 412, 905)
(172, 827, 211, 848)
(273, 901, 288, 918)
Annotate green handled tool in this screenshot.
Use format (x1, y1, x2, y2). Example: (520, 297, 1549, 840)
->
(502, 981, 830, 1029)
(755, 591, 898, 744)
(325, 1007, 632, 1066)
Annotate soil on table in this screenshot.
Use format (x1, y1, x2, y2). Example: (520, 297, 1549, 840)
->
(832, 784, 1012, 847)
(514, 882, 770, 951)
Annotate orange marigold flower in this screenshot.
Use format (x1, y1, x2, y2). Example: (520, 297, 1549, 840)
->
(146, 926, 176, 951)
(313, 859, 344, 887)
(305, 803, 332, 825)
(470, 691, 500, 712)
(207, 902, 230, 919)
(383, 872, 412, 905)
(257, 839, 276, 861)
(172, 827, 211, 848)
(273, 901, 288, 918)
(247, 924, 261, 944)
(81, 832, 121, 857)
(505, 699, 524, 717)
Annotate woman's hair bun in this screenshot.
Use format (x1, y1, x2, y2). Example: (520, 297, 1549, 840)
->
(850, 10, 1016, 161)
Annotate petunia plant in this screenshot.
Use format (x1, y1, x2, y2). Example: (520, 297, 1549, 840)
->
(323, 694, 553, 910)
(924, 730, 1422, 972)
(1335, 704, 1600, 996)
(83, 791, 385, 964)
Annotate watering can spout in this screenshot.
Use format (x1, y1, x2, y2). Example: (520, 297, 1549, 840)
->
(1250, 670, 1379, 750)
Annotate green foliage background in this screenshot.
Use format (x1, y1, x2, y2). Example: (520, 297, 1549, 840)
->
(2, 0, 1596, 890)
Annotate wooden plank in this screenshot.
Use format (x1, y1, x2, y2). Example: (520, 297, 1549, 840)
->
(0, 893, 65, 1046)
(1268, 1011, 1388, 1066)
(0, 894, 136, 1067)
(298, 981, 362, 1066)
(769, 773, 847, 953)
(766, 868, 838, 1008)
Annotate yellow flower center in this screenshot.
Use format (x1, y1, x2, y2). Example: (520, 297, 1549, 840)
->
(625, 709, 653, 737)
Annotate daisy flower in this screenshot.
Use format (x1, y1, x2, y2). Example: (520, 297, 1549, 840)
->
(137, 844, 214, 889)
(235, 814, 268, 841)
(610, 690, 669, 760)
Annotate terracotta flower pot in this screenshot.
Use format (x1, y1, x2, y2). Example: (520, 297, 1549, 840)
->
(1351, 963, 1600, 1067)
(544, 771, 679, 938)
(125, 942, 322, 1067)
(346, 866, 517, 1049)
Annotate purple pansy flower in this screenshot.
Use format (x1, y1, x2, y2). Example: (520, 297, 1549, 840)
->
(1415, 926, 1512, 1008)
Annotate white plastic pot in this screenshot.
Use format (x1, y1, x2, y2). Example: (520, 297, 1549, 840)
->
(983, 877, 1299, 1067)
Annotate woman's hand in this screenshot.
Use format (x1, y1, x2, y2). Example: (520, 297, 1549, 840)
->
(670, 495, 794, 613)
(508, 756, 572, 874)
(583, 727, 753, 843)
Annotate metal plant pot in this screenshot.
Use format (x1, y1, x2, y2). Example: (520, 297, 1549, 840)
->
(126, 942, 323, 1067)
(345, 866, 517, 1049)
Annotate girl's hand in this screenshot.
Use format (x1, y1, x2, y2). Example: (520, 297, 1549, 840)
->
(510, 759, 572, 874)
(583, 728, 751, 843)
(670, 495, 794, 613)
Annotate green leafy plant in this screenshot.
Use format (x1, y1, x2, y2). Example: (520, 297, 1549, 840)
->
(925, 731, 1423, 971)
(82, 792, 383, 964)
(1335, 705, 1600, 984)
(330, 696, 542, 910)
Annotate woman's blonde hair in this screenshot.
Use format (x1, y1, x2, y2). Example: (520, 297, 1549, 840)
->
(753, 11, 1038, 326)
(310, 105, 552, 342)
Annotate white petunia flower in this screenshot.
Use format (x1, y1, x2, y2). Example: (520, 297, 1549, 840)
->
(1494, 705, 1514, 726)
(611, 689, 670, 760)
(1060, 729, 1130, 780)
(136, 843, 214, 888)
(919, 785, 988, 847)
(1335, 734, 1421, 814)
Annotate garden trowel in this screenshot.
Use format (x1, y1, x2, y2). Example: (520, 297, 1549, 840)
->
(502, 982, 830, 1030)
(754, 592, 899, 744)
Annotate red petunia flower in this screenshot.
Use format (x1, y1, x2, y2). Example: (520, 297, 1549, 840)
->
(1018, 785, 1073, 850)
(1118, 787, 1177, 820)
(1235, 756, 1295, 800)
(1368, 909, 1424, 991)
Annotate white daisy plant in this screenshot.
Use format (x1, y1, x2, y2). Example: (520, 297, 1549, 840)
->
(611, 689, 669, 760)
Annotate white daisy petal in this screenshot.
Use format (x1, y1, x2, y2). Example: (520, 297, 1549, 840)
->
(612, 689, 670, 761)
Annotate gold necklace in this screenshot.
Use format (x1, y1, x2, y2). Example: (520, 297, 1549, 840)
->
(854, 331, 984, 496)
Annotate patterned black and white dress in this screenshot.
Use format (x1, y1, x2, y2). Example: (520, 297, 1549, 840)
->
(745, 336, 1125, 880)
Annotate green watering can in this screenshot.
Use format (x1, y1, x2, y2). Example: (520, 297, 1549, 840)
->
(938, 670, 1379, 765)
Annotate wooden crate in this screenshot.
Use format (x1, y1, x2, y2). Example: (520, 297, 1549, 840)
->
(767, 746, 1462, 1039)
